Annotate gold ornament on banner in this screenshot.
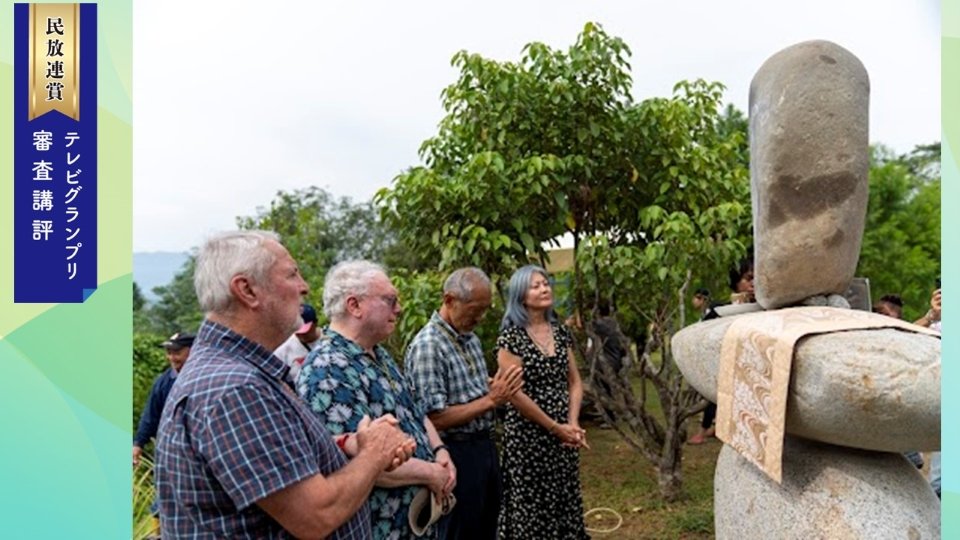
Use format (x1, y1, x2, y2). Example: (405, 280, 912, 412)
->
(29, 3, 80, 120)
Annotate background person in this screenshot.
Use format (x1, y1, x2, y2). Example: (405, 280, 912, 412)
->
(274, 302, 322, 382)
(405, 267, 523, 540)
(496, 265, 589, 539)
(874, 294, 904, 319)
(588, 301, 627, 428)
(692, 287, 717, 320)
(689, 257, 754, 445)
(914, 287, 941, 330)
(133, 331, 194, 468)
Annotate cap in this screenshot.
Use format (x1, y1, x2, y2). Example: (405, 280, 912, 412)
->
(694, 288, 710, 298)
(161, 331, 195, 350)
(295, 303, 318, 335)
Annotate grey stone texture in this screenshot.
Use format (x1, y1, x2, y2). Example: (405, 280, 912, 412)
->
(714, 436, 940, 540)
(672, 314, 940, 452)
(749, 40, 870, 309)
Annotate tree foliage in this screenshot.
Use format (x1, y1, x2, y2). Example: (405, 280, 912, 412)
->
(377, 22, 751, 500)
(857, 144, 941, 320)
(378, 22, 638, 285)
(238, 187, 402, 300)
(146, 255, 203, 336)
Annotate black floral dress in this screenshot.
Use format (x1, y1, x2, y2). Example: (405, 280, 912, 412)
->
(497, 323, 588, 540)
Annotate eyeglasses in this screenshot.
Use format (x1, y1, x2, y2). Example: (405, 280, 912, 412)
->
(368, 294, 400, 309)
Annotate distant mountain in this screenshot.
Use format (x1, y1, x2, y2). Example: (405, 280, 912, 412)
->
(134, 251, 191, 302)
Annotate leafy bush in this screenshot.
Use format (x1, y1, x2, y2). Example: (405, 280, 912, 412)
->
(133, 332, 168, 433)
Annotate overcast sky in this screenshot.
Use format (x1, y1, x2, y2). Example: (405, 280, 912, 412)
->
(133, 0, 940, 252)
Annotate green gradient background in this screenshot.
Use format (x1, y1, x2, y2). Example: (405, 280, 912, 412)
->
(944, 0, 956, 533)
(0, 1, 132, 538)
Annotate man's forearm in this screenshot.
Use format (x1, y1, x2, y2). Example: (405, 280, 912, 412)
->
(427, 396, 494, 432)
(258, 449, 385, 539)
(374, 457, 436, 488)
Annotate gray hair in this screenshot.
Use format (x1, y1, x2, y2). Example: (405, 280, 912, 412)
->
(443, 267, 491, 301)
(323, 260, 387, 321)
(194, 230, 280, 314)
(501, 264, 557, 329)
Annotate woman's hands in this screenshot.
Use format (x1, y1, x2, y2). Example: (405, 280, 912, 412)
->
(549, 421, 589, 449)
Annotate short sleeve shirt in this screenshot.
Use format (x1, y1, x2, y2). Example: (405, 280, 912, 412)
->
(155, 320, 371, 540)
(298, 328, 438, 540)
(404, 311, 492, 436)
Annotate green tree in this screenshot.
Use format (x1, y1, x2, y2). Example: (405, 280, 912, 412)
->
(376, 22, 751, 500)
(377, 21, 637, 297)
(147, 255, 203, 336)
(133, 282, 146, 311)
(237, 187, 404, 303)
(857, 144, 941, 320)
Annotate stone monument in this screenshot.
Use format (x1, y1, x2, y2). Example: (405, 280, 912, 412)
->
(672, 40, 941, 539)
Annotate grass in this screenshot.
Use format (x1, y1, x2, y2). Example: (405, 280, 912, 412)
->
(133, 457, 159, 540)
(578, 361, 721, 539)
(579, 419, 721, 539)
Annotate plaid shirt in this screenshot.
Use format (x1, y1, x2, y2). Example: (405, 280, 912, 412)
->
(405, 312, 493, 436)
(156, 319, 371, 540)
(298, 328, 438, 540)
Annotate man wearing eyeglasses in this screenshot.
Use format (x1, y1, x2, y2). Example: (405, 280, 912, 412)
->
(405, 267, 523, 540)
(298, 260, 456, 540)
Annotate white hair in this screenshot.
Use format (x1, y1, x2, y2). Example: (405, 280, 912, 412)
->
(194, 230, 280, 314)
(323, 260, 387, 321)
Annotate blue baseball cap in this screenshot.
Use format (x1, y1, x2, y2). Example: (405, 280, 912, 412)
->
(295, 303, 318, 334)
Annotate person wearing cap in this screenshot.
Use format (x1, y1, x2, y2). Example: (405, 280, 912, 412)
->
(274, 302, 322, 382)
(133, 331, 195, 468)
(155, 231, 415, 540)
(405, 267, 523, 540)
(298, 260, 456, 540)
(692, 287, 717, 320)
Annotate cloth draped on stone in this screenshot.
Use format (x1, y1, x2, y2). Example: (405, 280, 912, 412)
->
(715, 306, 940, 483)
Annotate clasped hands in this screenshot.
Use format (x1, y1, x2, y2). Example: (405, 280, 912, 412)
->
(551, 421, 589, 449)
(352, 414, 417, 471)
(427, 447, 457, 499)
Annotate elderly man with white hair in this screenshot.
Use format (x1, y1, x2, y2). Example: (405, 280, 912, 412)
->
(298, 260, 456, 540)
(156, 231, 414, 540)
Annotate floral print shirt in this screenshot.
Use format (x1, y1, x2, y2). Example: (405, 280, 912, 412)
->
(298, 328, 438, 540)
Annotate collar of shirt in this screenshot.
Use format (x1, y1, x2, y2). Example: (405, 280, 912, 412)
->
(195, 319, 291, 384)
(429, 311, 477, 345)
(321, 327, 391, 363)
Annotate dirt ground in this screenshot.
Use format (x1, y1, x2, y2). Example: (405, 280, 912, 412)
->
(579, 420, 722, 539)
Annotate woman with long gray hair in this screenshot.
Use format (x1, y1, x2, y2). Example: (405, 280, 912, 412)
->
(495, 265, 588, 539)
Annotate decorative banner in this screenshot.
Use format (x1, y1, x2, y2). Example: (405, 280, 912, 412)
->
(29, 4, 80, 120)
(715, 306, 940, 484)
(14, 3, 97, 303)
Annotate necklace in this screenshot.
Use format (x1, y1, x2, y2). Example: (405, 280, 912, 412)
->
(432, 319, 480, 374)
(526, 324, 555, 356)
